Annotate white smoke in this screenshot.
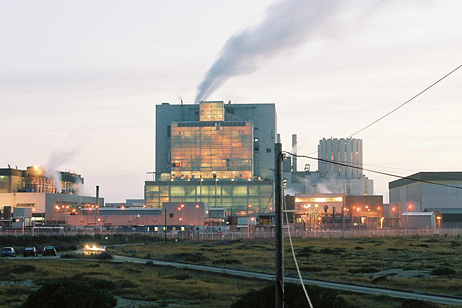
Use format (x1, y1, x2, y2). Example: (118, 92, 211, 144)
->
(45, 150, 77, 193)
(195, 0, 381, 102)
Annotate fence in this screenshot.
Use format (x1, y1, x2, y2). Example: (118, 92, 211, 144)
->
(1, 226, 461, 240)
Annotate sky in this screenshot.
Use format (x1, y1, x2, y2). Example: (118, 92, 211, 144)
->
(1, 0, 461, 203)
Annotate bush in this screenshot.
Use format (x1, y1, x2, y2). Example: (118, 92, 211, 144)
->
(21, 279, 117, 308)
(431, 268, 456, 276)
(231, 283, 353, 308)
(97, 252, 114, 260)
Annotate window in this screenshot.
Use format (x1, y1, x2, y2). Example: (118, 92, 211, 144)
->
(266, 148, 271, 153)
(167, 125, 171, 137)
(169, 213, 174, 218)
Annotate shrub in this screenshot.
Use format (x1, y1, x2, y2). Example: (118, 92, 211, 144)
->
(97, 252, 114, 260)
(231, 283, 353, 308)
(431, 268, 456, 276)
(21, 279, 117, 308)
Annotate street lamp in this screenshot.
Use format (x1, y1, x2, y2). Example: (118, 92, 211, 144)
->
(406, 204, 413, 227)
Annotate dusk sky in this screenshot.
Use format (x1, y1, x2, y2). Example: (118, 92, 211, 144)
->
(1, 0, 461, 202)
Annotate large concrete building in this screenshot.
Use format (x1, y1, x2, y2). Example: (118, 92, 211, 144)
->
(389, 172, 462, 212)
(318, 138, 363, 180)
(146, 101, 276, 215)
(284, 136, 373, 196)
(0, 166, 101, 226)
(389, 172, 462, 228)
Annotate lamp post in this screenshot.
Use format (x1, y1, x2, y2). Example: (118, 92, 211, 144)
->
(406, 204, 412, 228)
(143, 204, 148, 225)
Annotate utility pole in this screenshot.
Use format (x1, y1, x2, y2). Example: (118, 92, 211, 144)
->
(274, 143, 284, 308)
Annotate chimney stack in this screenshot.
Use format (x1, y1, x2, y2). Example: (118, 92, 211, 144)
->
(292, 134, 297, 172)
(96, 186, 99, 207)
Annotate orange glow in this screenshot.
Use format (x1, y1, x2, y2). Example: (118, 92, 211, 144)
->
(357, 208, 361, 212)
(392, 207, 396, 212)
(436, 216, 442, 220)
(408, 204, 413, 209)
(248, 204, 252, 208)
(143, 205, 147, 208)
(377, 206, 382, 211)
(179, 217, 183, 221)
(178, 207, 181, 211)
(55, 205, 60, 210)
(181, 204, 185, 208)
(170, 114, 253, 180)
(120, 206, 125, 210)
(250, 217, 255, 221)
(195, 204, 200, 208)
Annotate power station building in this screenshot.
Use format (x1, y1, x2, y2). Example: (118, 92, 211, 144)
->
(284, 137, 373, 196)
(0, 166, 102, 226)
(145, 101, 276, 216)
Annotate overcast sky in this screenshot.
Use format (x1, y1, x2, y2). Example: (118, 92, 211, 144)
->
(1, 1, 461, 202)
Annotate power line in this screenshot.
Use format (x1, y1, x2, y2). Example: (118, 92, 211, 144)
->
(284, 151, 462, 191)
(303, 64, 462, 161)
(348, 64, 462, 137)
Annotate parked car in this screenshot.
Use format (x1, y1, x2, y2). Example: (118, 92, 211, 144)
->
(1, 247, 16, 258)
(23, 247, 38, 257)
(42, 246, 57, 256)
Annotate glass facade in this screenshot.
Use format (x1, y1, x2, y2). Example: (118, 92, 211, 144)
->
(171, 121, 253, 180)
(145, 180, 273, 215)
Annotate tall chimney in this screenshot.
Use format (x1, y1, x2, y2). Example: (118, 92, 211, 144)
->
(292, 134, 297, 172)
(96, 186, 99, 207)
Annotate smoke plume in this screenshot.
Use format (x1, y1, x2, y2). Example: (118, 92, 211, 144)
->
(45, 150, 77, 193)
(195, 0, 382, 103)
(195, 0, 343, 102)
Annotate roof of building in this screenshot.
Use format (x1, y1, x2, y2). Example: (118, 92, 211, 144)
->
(401, 212, 434, 216)
(389, 172, 462, 189)
(424, 208, 462, 214)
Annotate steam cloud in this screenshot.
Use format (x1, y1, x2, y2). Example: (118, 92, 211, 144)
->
(195, 0, 381, 102)
(195, 0, 343, 102)
(45, 150, 77, 193)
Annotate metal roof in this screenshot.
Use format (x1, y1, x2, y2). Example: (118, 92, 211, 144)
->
(389, 172, 462, 189)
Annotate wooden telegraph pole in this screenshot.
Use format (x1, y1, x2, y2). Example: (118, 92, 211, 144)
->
(275, 143, 284, 308)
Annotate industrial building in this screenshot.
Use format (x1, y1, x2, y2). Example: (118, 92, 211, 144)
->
(0, 166, 101, 227)
(146, 101, 276, 215)
(287, 194, 383, 229)
(284, 137, 373, 196)
(389, 172, 462, 228)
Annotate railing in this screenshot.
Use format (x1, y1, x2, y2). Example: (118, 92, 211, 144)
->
(1, 227, 461, 240)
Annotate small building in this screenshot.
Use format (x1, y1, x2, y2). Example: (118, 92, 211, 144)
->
(400, 212, 436, 229)
(424, 208, 462, 228)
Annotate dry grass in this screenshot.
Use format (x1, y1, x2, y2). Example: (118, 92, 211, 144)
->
(108, 235, 462, 296)
(1, 235, 460, 307)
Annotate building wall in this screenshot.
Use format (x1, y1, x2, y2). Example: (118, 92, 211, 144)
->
(389, 172, 462, 212)
(145, 180, 273, 215)
(155, 101, 276, 181)
(284, 171, 373, 196)
(318, 138, 363, 180)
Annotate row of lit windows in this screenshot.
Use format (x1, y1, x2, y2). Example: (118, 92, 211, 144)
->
(176, 121, 247, 127)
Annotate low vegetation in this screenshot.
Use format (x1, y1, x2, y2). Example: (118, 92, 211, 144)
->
(0, 235, 460, 307)
(107, 235, 462, 297)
